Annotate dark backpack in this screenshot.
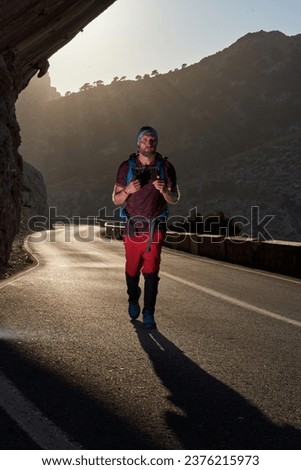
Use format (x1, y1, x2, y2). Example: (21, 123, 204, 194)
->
(120, 153, 168, 220)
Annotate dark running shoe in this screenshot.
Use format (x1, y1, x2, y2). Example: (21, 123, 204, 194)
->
(142, 309, 156, 329)
(128, 287, 141, 320)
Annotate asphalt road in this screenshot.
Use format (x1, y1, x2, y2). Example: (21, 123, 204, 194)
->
(0, 225, 300, 450)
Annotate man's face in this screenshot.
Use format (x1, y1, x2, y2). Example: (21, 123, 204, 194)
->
(138, 133, 158, 158)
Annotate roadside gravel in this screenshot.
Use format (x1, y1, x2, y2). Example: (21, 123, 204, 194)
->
(0, 228, 35, 280)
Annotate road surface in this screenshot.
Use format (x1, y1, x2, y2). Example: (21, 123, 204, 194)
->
(0, 225, 300, 449)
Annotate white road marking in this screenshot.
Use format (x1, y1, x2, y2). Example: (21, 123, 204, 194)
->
(161, 271, 301, 328)
(0, 370, 81, 450)
(55, 263, 125, 269)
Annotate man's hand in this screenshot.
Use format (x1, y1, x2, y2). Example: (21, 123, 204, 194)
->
(153, 177, 179, 204)
(112, 180, 140, 205)
(153, 177, 166, 194)
(126, 179, 141, 194)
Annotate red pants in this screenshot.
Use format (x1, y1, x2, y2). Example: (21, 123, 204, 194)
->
(124, 231, 164, 277)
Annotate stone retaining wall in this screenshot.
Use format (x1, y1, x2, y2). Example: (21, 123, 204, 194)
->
(164, 233, 301, 278)
(105, 223, 301, 278)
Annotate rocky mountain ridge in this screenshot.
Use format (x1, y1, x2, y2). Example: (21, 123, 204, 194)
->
(17, 30, 301, 241)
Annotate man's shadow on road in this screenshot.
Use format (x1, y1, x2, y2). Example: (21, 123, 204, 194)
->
(132, 321, 301, 449)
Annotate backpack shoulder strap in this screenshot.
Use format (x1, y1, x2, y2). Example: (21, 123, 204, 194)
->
(125, 153, 137, 185)
(155, 153, 168, 183)
(120, 154, 136, 220)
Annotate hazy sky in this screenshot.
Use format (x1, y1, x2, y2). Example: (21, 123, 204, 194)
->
(49, 0, 301, 95)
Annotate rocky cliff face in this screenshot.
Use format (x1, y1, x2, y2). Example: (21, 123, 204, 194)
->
(0, 0, 116, 266)
(0, 56, 22, 266)
(22, 161, 49, 230)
